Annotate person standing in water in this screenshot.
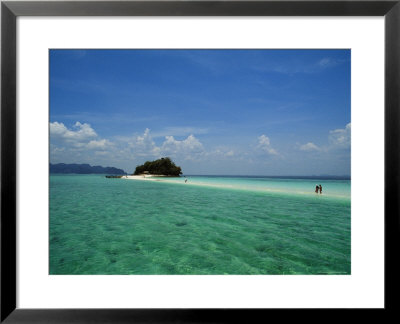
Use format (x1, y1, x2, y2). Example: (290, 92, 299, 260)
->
(315, 185, 319, 194)
(319, 184, 322, 194)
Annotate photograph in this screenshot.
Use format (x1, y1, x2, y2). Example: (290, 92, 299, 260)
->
(49, 49, 351, 275)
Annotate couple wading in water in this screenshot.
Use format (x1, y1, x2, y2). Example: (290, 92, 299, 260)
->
(315, 184, 323, 194)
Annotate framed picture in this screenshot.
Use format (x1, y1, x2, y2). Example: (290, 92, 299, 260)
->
(1, 0, 399, 322)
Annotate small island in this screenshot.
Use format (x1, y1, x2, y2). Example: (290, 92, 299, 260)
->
(134, 157, 182, 177)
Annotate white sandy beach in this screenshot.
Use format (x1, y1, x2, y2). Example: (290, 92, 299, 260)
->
(122, 174, 169, 181)
(119, 174, 349, 200)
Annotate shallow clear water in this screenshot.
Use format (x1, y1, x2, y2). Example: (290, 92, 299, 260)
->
(49, 175, 351, 275)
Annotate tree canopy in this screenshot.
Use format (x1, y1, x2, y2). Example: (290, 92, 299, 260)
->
(133, 157, 182, 176)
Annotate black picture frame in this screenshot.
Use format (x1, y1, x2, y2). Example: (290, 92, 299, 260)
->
(1, 0, 399, 322)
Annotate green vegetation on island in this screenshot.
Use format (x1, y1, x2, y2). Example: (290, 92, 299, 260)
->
(133, 157, 182, 176)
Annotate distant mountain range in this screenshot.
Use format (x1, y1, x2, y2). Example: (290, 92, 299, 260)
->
(50, 163, 126, 175)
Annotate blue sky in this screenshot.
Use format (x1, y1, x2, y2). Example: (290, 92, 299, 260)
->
(50, 49, 351, 175)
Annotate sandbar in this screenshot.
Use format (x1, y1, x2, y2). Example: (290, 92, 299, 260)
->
(122, 174, 169, 181)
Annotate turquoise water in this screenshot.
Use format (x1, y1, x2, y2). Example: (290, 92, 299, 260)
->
(49, 175, 351, 275)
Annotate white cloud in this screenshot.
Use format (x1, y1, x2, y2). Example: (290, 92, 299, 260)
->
(119, 129, 205, 161)
(50, 121, 97, 143)
(136, 128, 152, 145)
(50, 124, 208, 171)
(50, 121, 351, 175)
(50, 122, 68, 136)
(329, 123, 351, 148)
(204, 148, 232, 159)
(125, 128, 160, 157)
(298, 123, 350, 155)
(258, 56, 345, 75)
(134, 128, 156, 149)
(50, 144, 65, 155)
(161, 134, 204, 156)
(257, 135, 278, 155)
(299, 142, 320, 151)
(86, 139, 112, 150)
(258, 134, 270, 146)
(94, 151, 109, 156)
(317, 57, 347, 69)
(50, 121, 113, 154)
(317, 58, 334, 67)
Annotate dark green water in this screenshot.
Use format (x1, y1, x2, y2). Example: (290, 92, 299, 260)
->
(49, 175, 350, 275)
